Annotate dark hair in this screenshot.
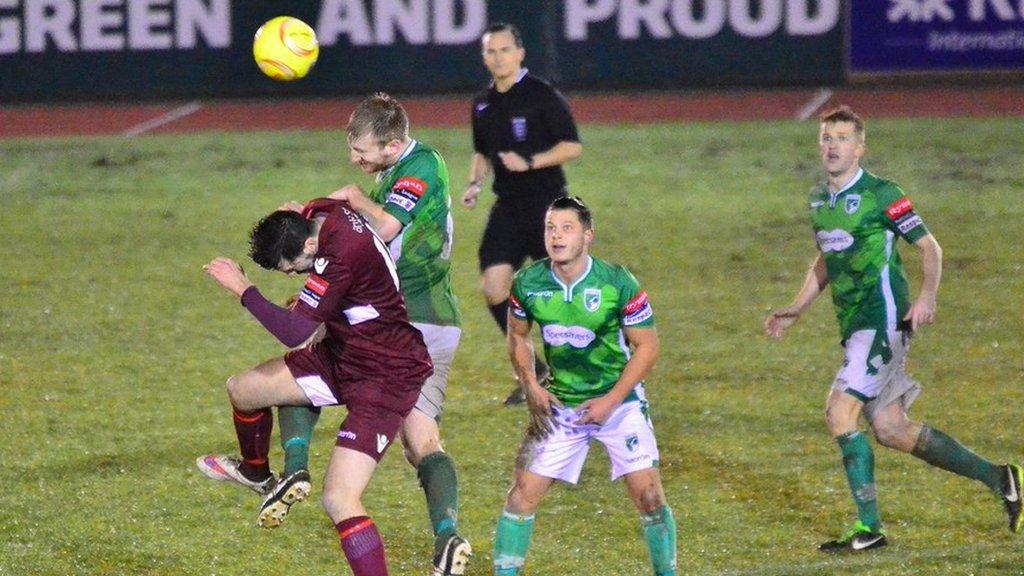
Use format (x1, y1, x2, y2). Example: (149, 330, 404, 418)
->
(346, 92, 408, 146)
(249, 211, 314, 270)
(819, 104, 865, 139)
(483, 22, 523, 48)
(548, 196, 593, 230)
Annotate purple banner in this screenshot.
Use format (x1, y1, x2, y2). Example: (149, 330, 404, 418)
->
(850, 1, 1024, 73)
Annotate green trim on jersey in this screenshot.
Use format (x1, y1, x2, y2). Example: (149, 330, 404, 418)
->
(369, 141, 461, 326)
(510, 256, 655, 406)
(809, 169, 929, 339)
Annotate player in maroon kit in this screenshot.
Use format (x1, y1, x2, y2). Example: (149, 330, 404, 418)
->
(199, 203, 432, 576)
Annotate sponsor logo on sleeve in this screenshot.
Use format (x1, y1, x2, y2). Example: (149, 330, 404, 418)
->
(896, 214, 924, 235)
(885, 197, 914, 220)
(509, 294, 528, 319)
(623, 291, 653, 326)
(541, 324, 596, 348)
(387, 177, 428, 212)
(815, 229, 855, 253)
(299, 274, 329, 308)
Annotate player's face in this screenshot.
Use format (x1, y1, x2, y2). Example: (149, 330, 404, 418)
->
(545, 209, 592, 265)
(481, 30, 525, 82)
(277, 253, 313, 276)
(819, 121, 865, 178)
(348, 132, 395, 174)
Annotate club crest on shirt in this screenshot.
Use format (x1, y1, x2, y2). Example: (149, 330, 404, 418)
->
(844, 194, 861, 215)
(584, 288, 601, 312)
(511, 117, 527, 141)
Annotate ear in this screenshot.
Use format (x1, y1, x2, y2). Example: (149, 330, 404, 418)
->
(384, 138, 403, 157)
(584, 228, 594, 245)
(303, 236, 318, 256)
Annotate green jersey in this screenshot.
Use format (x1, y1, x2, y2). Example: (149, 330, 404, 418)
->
(369, 140, 460, 326)
(509, 256, 655, 406)
(809, 169, 929, 339)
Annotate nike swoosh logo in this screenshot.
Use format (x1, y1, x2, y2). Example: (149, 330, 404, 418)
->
(852, 534, 884, 550)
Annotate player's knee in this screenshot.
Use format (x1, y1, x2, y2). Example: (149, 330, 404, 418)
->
(637, 486, 665, 514)
(320, 488, 358, 522)
(506, 482, 540, 515)
(873, 421, 912, 451)
(225, 375, 247, 407)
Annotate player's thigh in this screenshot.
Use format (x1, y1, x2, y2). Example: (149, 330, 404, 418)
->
(479, 202, 526, 274)
(322, 445, 379, 523)
(623, 467, 667, 513)
(480, 264, 515, 303)
(825, 388, 865, 436)
(227, 356, 310, 411)
(593, 401, 660, 481)
(410, 323, 460, 421)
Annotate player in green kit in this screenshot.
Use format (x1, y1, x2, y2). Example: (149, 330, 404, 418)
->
(765, 105, 1022, 552)
(271, 93, 470, 575)
(492, 197, 677, 576)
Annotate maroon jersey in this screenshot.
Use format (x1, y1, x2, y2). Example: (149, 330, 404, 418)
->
(293, 202, 432, 400)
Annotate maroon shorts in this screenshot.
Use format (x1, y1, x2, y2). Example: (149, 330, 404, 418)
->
(284, 345, 422, 462)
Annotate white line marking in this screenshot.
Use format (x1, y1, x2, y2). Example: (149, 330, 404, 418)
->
(796, 88, 834, 121)
(122, 101, 203, 137)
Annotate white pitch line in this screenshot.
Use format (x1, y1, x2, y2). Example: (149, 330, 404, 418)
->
(122, 101, 203, 137)
(795, 88, 834, 121)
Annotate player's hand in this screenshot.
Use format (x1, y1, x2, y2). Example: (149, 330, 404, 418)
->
(498, 151, 530, 172)
(203, 257, 253, 298)
(904, 293, 936, 332)
(278, 201, 304, 213)
(575, 395, 619, 426)
(525, 383, 561, 438)
(462, 182, 481, 209)
(765, 305, 802, 338)
(328, 184, 365, 203)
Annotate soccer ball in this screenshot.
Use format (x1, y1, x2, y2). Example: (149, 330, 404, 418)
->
(253, 16, 319, 81)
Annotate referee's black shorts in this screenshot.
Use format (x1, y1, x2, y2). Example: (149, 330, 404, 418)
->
(478, 193, 565, 272)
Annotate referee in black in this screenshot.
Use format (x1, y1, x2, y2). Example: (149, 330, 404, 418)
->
(462, 22, 583, 406)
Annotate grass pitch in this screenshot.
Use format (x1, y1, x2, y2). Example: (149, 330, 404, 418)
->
(1, 117, 1022, 575)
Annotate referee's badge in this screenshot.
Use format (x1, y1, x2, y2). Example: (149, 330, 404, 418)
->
(584, 288, 601, 312)
(511, 116, 527, 141)
(845, 194, 861, 215)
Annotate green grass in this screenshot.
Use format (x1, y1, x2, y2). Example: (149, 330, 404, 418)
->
(1, 117, 1022, 575)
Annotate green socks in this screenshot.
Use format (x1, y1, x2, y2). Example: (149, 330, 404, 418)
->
(641, 505, 677, 576)
(493, 509, 535, 576)
(911, 425, 1003, 492)
(417, 451, 461, 552)
(277, 405, 320, 476)
(837, 430, 882, 531)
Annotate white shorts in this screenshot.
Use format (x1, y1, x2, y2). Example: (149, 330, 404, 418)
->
(412, 323, 461, 421)
(831, 328, 921, 421)
(518, 397, 660, 484)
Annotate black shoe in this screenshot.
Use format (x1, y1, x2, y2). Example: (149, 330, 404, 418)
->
(257, 469, 312, 529)
(431, 534, 473, 576)
(819, 521, 887, 553)
(1002, 463, 1023, 534)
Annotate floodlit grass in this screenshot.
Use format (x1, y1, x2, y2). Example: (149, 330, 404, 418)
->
(1, 117, 1022, 575)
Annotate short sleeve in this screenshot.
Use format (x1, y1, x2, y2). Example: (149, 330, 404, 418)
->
(876, 182, 929, 244)
(509, 271, 531, 321)
(542, 88, 581, 144)
(617, 267, 654, 328)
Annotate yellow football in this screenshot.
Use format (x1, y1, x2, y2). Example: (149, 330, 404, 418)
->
(253, 16, 319, 81)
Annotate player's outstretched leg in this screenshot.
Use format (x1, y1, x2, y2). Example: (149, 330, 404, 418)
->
(1002, 463, 1023, 534)
(823, 430, 886, 552)
(197, 406, 277, 495)
(196, 454, 276, 495)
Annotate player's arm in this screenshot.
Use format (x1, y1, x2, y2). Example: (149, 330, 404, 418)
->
(508, 312, 560, 436)
(905, 233, 942, 332)
(765, 253, 829, 338)
(498, 141, 582, 173)
(462, 153, 492, 209)
(328, 185, 403, 242)
(577, 326, 659, 425)
(203, 257, 323, 347)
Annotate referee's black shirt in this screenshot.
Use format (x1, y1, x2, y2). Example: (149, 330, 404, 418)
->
(471, 71, 580, 205)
